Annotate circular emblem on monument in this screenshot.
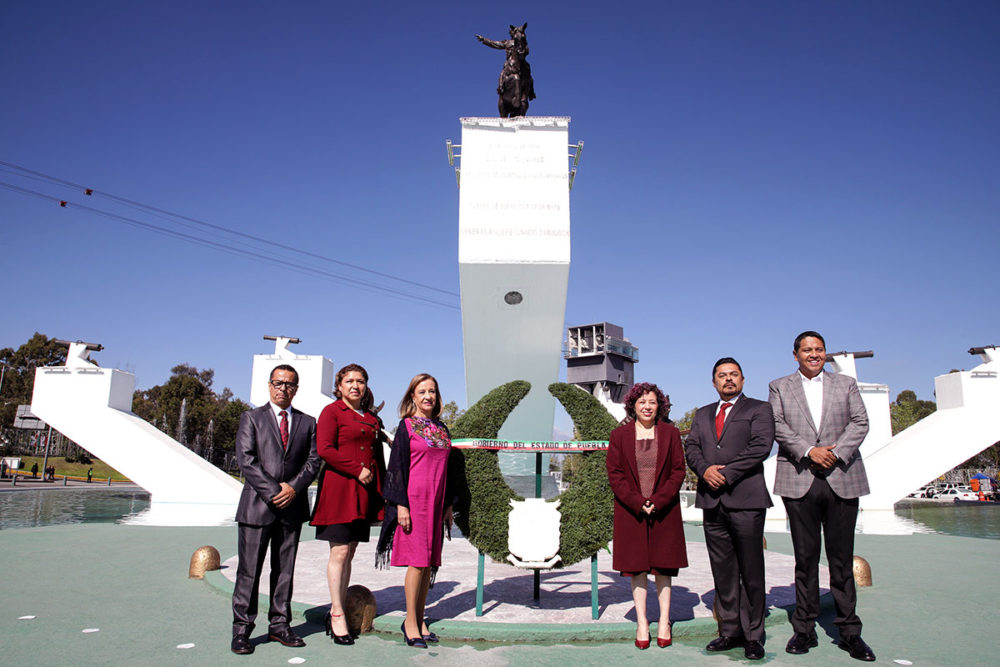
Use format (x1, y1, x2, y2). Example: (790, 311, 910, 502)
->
(503, 291, 523, 305)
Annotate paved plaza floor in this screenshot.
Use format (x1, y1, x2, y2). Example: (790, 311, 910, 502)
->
(2, 521, 998, 665)
(217, 528, 816, 638)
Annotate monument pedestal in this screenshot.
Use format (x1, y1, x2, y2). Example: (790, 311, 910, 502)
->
(456, 117, 575, 449)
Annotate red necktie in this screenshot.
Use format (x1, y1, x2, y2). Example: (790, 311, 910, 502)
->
(279, 410, 289, 450)
(715, 402, 732, 439)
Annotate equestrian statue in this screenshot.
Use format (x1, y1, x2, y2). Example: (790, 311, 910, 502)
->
(476, 23, 536, 118)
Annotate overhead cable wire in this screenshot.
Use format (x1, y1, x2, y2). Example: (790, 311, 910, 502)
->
(0, 160, 459, 297)
(0, 181, 460, 312)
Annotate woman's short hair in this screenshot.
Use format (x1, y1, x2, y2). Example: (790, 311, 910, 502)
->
(398, 373, 442, 420)
(334, 363, 368, 399)
(623, 382, 671, 422)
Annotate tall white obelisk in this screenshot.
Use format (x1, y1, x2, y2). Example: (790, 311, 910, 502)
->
(453, 116, 578, 442)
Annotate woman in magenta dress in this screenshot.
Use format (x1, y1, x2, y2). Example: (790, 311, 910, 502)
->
(376, 373, 455, 649)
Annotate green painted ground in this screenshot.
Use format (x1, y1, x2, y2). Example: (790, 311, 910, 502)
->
(1, 523, 997, 665)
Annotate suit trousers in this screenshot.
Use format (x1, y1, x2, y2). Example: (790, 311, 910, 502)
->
(783, 476, 862, 638)
(703, 505, 767, 641)
(232, 520, 302, 636)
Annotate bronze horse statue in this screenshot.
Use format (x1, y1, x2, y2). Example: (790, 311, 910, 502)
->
(476, 23, 535, 118)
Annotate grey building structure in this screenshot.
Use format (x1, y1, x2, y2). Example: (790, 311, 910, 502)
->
(564, 323, 638, 404)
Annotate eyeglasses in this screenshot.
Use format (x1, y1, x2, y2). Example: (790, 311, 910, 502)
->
(270, 380, 298, 390)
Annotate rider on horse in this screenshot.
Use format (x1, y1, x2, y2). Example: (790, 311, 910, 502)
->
(476, 23, 536, 118)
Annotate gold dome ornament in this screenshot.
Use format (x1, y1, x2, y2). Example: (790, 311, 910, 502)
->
(853, 555, 872, 587)
(188, 545, 222, 579)
(344, 585, 377, 635)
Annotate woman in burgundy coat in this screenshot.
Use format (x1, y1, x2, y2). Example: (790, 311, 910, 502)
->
(310, 363, 386, 645)
(606, 382, 688, 650)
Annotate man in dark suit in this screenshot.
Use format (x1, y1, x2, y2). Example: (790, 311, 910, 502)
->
(770, 331, 875, 662)
(231, 364, 320, 655)
(685, 357, 774, 661)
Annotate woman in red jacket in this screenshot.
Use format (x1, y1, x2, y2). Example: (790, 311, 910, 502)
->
(606, 382, 688, 650)
(310, 364, 385, 645)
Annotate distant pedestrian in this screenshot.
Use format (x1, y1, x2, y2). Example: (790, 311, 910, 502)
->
(1, 460, 7, 478)
(31, 462, 38, 479)
(87, 467, 93, 483)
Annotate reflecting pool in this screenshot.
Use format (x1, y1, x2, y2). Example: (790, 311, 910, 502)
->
(2, 488, 1000, 539)
(0, 487, 150, 529)
(892, 499, 1000, 540)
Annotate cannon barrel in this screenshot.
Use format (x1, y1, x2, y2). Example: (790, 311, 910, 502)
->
(263, 335, 301, 344)
(827, 350, 873, 359)
(53, 339, 103, 352)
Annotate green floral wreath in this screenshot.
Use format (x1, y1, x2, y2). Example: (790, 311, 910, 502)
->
(451, 381, 618, 566)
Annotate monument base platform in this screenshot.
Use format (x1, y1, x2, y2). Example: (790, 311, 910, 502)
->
(219, 528, 829, 641)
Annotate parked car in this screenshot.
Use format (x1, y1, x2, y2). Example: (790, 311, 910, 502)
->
(937, 487, 978, 501)
(908, 485, 937, 498)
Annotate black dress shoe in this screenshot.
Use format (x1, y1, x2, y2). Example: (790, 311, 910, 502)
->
(401, 621, 427, 648)
(706, 635, 743, 652)
(744, 640, 765, 660)
(422, 631, 440, 643)
(332, 633, 355, 646)
(839, 635, 876, 662)
(231, 634, 254, 655)
(324, 613, 355, 645)
(268, 627, 306, 647)
(785, 632, 819, 655)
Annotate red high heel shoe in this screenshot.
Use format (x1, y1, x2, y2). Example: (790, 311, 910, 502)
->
(657, 621, 672, 647)
(635, 625, 650, 650)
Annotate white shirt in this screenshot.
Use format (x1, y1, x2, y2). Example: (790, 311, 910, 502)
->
(799, 371, 823, 461)
(270, 402, 292, 433)
(716, 394, 742, 418)
(799, 371, 823, 429)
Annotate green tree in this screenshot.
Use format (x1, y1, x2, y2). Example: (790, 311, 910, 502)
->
(439, 400, 465, 429)
(0, 333, 67, 427)
(132, 364, 247, 452)
(212, 398, 251, 451)
(890, 390, 936, 435)
(557, 452, 586, 484)
(674, 407, 699, 488)
(674, 407, 697, 432)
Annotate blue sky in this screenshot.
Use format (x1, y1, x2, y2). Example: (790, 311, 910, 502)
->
(2, 1, 998, 433)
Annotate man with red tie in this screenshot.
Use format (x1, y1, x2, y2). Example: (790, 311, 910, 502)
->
(231, 365, 320, 655)
(685, 358, 775, 661)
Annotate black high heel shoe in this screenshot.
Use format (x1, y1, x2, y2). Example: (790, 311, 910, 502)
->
(326, 613, 354, 646)
(422, 631, 440, 643)
(401, 621, 427, 648)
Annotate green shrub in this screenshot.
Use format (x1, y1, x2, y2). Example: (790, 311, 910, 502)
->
(548, 383, 617, 566)
(451, 381, 530, 562)
(449, 380, 618, 567)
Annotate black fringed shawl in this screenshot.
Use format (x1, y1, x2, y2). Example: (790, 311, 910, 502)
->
(375, 417, 458, 573)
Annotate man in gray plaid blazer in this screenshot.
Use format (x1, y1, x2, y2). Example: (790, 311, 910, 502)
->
(769, 331, 875, 662)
